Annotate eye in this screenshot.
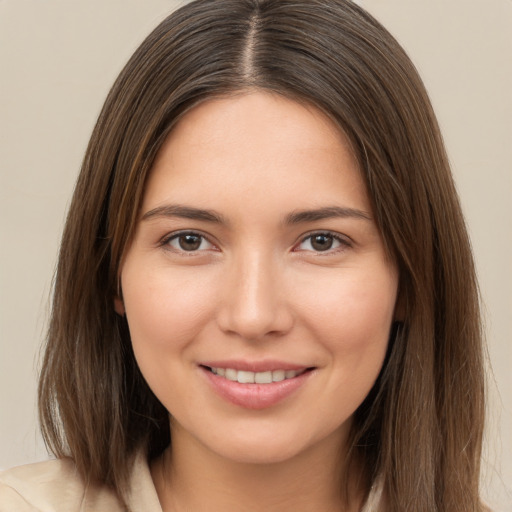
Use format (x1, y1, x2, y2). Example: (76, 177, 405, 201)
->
(296, 232, 349, 253)
(164, 232, 214, 252)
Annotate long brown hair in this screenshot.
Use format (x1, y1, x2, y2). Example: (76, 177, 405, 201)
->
(38, 1, 486, 510)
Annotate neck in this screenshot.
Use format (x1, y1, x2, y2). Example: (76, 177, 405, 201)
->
(151, 422, 365, 512)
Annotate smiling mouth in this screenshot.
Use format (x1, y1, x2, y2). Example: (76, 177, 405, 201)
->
(203, 366, 312, 384)
(200, 364, 315, 409)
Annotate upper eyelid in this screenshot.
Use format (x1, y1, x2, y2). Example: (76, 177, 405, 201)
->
(298, 230, 352, 245)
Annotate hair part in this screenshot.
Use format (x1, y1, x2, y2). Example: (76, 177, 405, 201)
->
(39, 1, 486, 510)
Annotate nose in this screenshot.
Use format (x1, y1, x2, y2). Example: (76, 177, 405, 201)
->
(216, 250, 294, 341)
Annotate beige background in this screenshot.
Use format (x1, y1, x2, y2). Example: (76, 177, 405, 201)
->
(1, 0, 511, 509)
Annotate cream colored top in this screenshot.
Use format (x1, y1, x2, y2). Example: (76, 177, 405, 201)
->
(0, 453, 161, 512)
(0, 454, 383, 511)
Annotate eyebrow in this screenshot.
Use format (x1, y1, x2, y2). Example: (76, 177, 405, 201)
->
(141, 204, 372, 225)
(284, 206, 372, 224)
(142, 204, 227, 224)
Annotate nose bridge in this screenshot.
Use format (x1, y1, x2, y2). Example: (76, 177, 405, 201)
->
(218, 246, 291, 340)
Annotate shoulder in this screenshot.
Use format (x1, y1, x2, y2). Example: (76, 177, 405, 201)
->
(361, 474, 385, 512)
(0, 458, 122, 512)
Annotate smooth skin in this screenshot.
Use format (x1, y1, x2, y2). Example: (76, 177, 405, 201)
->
(116, 92, 399, 511)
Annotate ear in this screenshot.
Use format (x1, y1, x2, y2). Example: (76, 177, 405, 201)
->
(114, 296, 125, 316)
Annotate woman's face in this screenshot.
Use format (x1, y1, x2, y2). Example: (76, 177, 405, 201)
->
(117, 92, 399, 464)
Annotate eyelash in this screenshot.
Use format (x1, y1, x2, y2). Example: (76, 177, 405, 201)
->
(160, 230, 351, 255)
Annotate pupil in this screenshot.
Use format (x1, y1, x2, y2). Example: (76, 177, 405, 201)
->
(311, 234, 333, 251)
(179, 234, 201, 251)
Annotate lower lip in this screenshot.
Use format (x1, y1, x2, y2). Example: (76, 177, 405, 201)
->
(201, 367, 312, 410)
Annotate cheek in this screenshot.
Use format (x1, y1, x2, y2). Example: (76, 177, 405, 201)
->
(121, 264, 219, 359)
(121, 264, 223, 411)
(296, 267, 397, 372)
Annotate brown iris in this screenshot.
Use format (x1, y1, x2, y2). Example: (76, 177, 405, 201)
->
(310, 234, 334, 251)
(178, 234, 202, 251)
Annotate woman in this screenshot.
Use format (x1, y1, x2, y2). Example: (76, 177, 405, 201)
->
(0, 0, 487, 511)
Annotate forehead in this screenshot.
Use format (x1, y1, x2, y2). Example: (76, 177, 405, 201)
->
(142, 91, 370, 217)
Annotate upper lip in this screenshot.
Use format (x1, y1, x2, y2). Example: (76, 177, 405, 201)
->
(199, 360, 312, 373)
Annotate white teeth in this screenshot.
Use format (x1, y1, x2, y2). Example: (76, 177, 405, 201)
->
(210, 367, 303, 383)
(255, 371, 272, 384)
(225, 368, 237, 381)
(272, 369, 285, 382)
(237, 370, 255, 384)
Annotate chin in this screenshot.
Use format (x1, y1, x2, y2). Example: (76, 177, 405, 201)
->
(212, 439, 308, 466)
(195, 418, 348, 467)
